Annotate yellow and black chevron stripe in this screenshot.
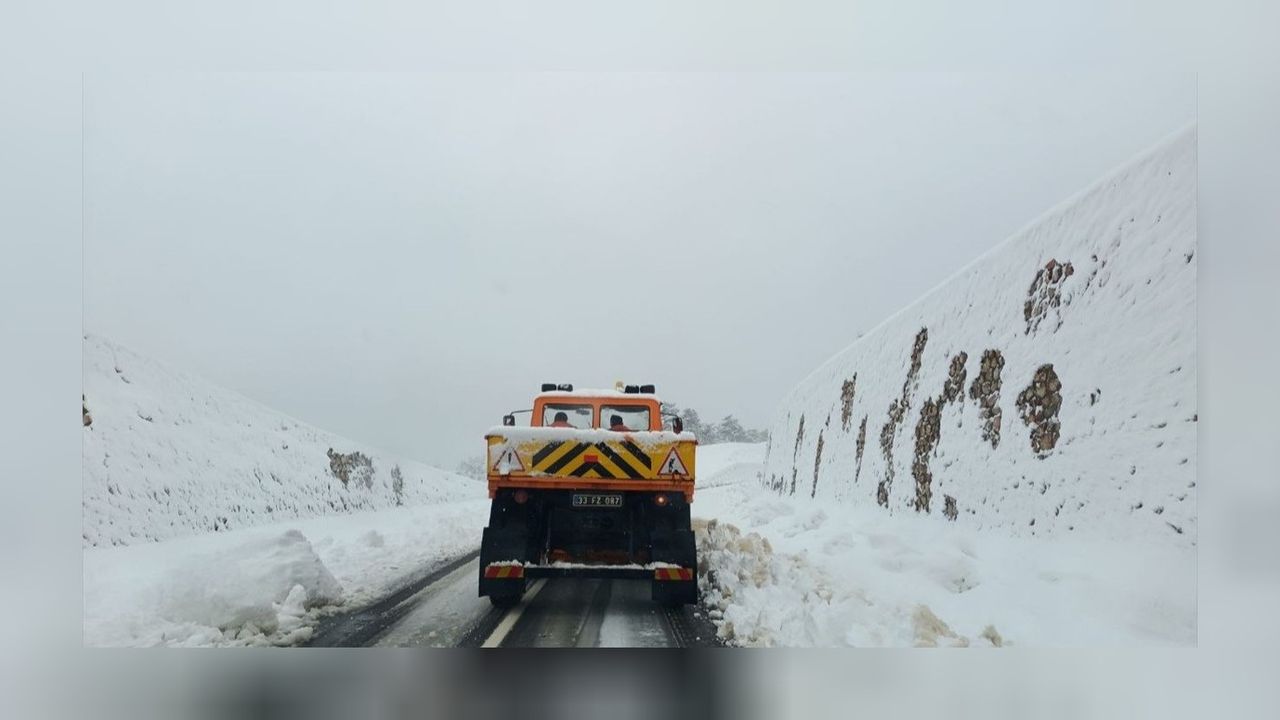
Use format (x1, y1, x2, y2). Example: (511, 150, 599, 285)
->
(527, 439, 655, 479)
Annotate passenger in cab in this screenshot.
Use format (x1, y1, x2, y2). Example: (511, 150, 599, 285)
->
(549, 411, 573, 428)
(608, 414, 629, 432)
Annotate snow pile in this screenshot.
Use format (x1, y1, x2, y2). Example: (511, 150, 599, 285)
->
(82, 333, 482, 547)
(694, 471, 1195, 647)
(84, 497, 490, 646)
(156, 529, 344, 634)
(761, 126, 1197, 547)
(84, 528, 343, 646)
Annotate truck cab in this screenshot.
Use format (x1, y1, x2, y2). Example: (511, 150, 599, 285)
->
(478, 383, 699, 607)
(533, 385, 663, 429)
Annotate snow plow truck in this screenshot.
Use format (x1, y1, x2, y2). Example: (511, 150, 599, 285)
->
(479, 383, 698, 607)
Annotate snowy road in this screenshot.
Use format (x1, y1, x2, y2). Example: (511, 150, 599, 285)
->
(297, 448, 766, 648)
(462, 576, 721, 648)
(83, 440, 1194, 647)
(309, 553, 721, 648)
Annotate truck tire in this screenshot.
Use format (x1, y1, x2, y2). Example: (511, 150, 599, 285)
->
(488, 594, 521, 609)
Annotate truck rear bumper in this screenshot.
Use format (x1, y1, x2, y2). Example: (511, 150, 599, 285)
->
(487, 477, 694, 502)
(478, 490, 699, 605)
(484, 563, 694, 581)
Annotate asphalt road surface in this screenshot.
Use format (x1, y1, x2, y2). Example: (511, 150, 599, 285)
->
(307, 553, 722, 648)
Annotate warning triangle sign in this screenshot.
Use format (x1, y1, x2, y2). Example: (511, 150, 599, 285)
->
(657, 447, 689, 476)
(490, 445, 525, 474)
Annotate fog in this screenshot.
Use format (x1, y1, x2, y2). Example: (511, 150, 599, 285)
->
(83, 72, 1194, 468)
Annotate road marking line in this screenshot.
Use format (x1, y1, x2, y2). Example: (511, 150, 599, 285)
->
(481, 579, 547, 648)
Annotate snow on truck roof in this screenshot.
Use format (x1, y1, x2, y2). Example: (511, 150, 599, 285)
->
(485, 426, 695, 443)
(537, 388, 660, 400)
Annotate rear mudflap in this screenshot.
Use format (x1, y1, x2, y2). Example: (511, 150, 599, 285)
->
(650, 528, 698, 606)
(478, 526, 528, 599)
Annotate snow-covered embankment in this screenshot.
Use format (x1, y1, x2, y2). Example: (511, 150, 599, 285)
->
(83, 334, 479, 547)
(694, 127, 1197, 647)
(82, 335, 487, 646)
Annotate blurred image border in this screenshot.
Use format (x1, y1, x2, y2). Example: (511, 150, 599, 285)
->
(5, 0, 1280, 718)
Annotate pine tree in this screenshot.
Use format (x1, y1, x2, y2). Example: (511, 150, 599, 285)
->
(683, 407, 705, 438)
(718, 415, 746, 442)
(661, 402, 682, 431)
(657, 404, 768, 445)
(456, 456, 487, 481)
(391, 465, 405, 506)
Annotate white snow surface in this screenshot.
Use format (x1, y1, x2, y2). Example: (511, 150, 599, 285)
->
(695, 443, 769, 490)
(762, 126, 1196, 548)
(83, 498, 490, 646)
(692, 443, 1195, 647)
(81, 436, 1195, 647)
(83, 333, 482, 547)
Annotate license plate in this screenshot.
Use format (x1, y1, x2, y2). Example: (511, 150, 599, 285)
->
(572, 493, 623, 508)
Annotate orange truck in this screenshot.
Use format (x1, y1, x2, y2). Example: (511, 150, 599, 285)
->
(479, 383, 699, 607)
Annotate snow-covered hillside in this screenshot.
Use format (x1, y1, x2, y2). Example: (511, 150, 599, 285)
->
(696, 443, 767, 490)
(762, 126, 1196, 548)
(82, 334, 482, 547)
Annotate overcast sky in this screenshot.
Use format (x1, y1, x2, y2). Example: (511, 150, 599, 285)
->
(83, 72, 1194, 468)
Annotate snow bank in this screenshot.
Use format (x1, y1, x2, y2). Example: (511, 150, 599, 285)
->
(158, 529, 344, 629)
(84, 526, 341, 646)
(82, 334, 483, 547)
(83, 497, 491, 646)
(762, 126, 1196, 547)
(695, 475, 1195, 647)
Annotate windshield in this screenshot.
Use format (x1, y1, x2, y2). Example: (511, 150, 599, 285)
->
(601, 405, 650, 431)
(542, 403, 594, 429)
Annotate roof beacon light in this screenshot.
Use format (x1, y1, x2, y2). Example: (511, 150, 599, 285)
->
(541, 383, 557, 392)
(639, 384, 655, 394)
(615, 380, 625, 391)
(557, 383, 573, 392)
(625, 385, 640, 394)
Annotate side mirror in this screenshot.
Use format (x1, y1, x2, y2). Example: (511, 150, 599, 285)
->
(672, 417, 684, 434)
(502, 414, 516, 427)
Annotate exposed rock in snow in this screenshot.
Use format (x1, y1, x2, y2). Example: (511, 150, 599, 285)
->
(762, 126, 1196, 547)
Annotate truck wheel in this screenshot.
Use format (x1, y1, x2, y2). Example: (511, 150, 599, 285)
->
(488, 593, 521, 609)
(653, 580, 697, 607)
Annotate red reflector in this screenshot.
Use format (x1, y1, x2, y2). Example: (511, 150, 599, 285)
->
(484, 564, 525, 579)
(653, 567, 693, 581)
(654, 494, 669, 506)
(513, 489, 529, 504)
(584, 454, 599, 463)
